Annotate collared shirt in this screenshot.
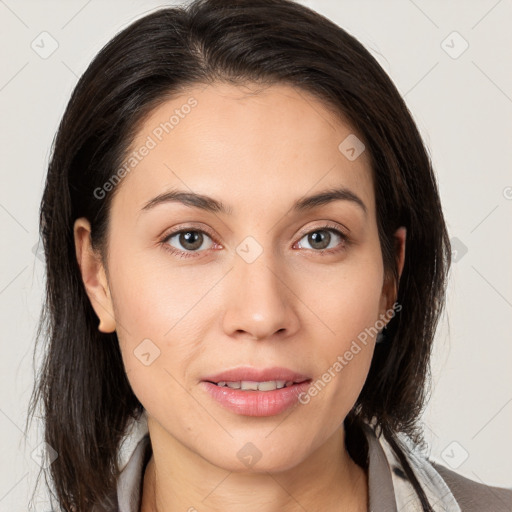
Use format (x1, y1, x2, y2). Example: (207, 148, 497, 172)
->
(115, 412, 512, 512)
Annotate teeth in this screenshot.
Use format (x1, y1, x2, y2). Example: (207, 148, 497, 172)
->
(215, 380, 290, 391)
(241, 381, 260, 390)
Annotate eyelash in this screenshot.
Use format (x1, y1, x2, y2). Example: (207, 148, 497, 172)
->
(159, 222, 349, 259)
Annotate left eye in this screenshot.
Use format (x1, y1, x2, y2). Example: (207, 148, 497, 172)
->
(296, 228, 346, 251)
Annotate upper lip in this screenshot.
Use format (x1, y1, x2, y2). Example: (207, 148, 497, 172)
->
(202, 366, 311, 384)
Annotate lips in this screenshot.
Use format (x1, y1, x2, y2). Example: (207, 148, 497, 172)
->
(200, 366, 313, 416)
(202, 366, 311, 385)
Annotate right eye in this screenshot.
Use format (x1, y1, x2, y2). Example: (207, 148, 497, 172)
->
(160, 227, 220, 259)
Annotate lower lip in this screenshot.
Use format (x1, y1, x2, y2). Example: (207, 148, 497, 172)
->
(200, 381, 312, 416)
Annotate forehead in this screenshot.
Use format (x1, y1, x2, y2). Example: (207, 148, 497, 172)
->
(112, 82, 374, 219)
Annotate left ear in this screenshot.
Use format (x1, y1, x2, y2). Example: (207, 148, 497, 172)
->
(380, 226, 406, 314)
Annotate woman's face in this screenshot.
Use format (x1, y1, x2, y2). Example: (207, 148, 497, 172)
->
(75, 82, 405, 472)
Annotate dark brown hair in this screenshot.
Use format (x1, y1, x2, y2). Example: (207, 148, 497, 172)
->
(27, 0, 451, 510)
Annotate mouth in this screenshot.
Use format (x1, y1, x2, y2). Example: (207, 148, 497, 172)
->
(200, 366, 313, 416)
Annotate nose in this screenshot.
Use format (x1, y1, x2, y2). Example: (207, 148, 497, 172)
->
(221, 249, 300, 341)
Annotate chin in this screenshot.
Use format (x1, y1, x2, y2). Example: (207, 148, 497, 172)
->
(205, 442, 307, 474)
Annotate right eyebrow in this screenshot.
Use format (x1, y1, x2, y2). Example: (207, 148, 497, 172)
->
(140, 190, 233, 215)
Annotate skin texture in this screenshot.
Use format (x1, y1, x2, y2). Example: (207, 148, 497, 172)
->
(74, 82, 406, 512)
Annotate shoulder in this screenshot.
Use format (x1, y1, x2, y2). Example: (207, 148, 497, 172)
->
(360, 421, 512, 512)
(431, 461, 512, 512)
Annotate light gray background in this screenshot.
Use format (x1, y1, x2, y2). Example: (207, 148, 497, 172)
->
(1, 0, 511, 509)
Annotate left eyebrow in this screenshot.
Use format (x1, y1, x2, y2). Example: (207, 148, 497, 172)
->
(293, 187, 367, 217)
(140, 186, 367, 218)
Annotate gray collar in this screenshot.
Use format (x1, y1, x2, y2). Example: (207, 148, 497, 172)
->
(362, 423, 398, 512)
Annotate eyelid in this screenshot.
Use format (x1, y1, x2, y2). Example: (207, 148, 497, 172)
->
(296, 220, 349, 239)
(160, 222, 220, 243)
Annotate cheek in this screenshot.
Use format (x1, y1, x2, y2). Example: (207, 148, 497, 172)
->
(105, 247, 200, 407)
(295, 253, 384, 344)
(108, 244, 217, 342)
(295, 254, 383, 406)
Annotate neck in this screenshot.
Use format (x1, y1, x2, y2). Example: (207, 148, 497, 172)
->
(140, 419, 368, 512)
